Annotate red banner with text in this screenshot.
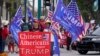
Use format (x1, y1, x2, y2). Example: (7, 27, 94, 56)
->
(19, 32, 51, 56)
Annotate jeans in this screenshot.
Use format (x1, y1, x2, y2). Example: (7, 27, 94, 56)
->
(0, 39, 5, 52)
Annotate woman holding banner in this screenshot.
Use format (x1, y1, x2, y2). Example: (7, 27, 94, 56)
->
(44, 21, 54, 56)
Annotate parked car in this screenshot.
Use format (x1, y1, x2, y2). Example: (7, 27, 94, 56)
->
(72, 27, 100, 54)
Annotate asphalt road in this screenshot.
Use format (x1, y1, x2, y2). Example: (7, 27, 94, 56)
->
(60, 48, 100, 56)
(5, 47, 100, 56)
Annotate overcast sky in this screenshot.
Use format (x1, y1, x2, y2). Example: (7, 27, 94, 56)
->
(28, 0, 57, 11)
(28, 0, 43, 11)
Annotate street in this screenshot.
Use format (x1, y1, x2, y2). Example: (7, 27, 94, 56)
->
(5, 46, 100, 56)
(0, 0, 100, 56)
(60, 48, 100, 56)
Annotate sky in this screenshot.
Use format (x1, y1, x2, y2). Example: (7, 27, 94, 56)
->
(28, 0, 43, 11)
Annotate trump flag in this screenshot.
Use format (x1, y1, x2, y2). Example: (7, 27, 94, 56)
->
(53, 0, 83, 42)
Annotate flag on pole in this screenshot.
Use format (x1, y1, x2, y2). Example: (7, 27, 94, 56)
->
(10, 6, 23, 44)
(27, 7, 34, 23)
(50, 28, 60, 56)
(67, 0, 85, 40)
(46, 9, 60, 56)
(53, 0, 83, 42)
(53, 32, 60, 56)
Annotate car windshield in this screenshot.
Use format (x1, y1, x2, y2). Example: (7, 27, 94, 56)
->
(92, 27, 100, 36)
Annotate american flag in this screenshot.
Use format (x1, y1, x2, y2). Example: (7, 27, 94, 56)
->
(46, 10, 60, 56)
(46, 10, 60, 35)
(45, 11, 53, 21)
(67, 0, 85, 41)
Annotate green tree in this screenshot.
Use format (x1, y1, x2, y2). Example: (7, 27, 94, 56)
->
(64, 0, 100, 23)
(77, 0, 100, 23)
(9, 0, 21, 21)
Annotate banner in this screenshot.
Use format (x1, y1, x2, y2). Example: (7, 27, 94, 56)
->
(50, 28, 60, 56)
(19, 32, 51, 56)
(53, 0, 83, 42)
(67, 0, 85, 40)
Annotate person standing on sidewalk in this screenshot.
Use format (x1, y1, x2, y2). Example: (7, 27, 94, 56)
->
(66, 32, 72, 50)
(8, 33, 15, 53)
(44, 21, 54, 56)
(2, 24, 9, 52)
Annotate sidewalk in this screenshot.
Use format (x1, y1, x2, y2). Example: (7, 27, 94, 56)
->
(4, 46, 68, 56)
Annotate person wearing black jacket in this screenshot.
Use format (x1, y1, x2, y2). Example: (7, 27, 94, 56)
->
(66, 36, 72, 50)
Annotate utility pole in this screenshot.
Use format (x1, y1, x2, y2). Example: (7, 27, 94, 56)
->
(38, 0, 41, 19)
(0, 0, 3, 28)
(33, 0, 34, 16)
(24, 0, 27, 22)
(53, 0, 54, 12)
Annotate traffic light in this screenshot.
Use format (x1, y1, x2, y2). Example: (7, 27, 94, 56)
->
(44, 0, 51, 6)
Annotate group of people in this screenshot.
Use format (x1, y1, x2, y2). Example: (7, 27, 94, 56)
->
(0, 20, 18, 54)
(21, 17, 72, 51)
(21, 18, 56, 56)
(58, 27, 72, 50)
(0, 17, 72, 56)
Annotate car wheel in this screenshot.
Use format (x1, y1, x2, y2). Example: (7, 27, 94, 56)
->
(78, 50, 88, 54)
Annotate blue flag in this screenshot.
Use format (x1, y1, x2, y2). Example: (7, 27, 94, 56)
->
(53, 0, 83, 42)
(27, 7, 34, 23)
(10, 6, 23, 44)
(10, 24, 21, 44)
(50, 28, 60, 56)
(53, 34, 60, 56)
(67, 0, 85, 39)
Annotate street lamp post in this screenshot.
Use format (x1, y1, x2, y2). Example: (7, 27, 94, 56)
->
(24, 0, 27, 22)
(53, 0, 54, 12)
(33, 0, 34, 16)
(38, 0, 41, 19)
